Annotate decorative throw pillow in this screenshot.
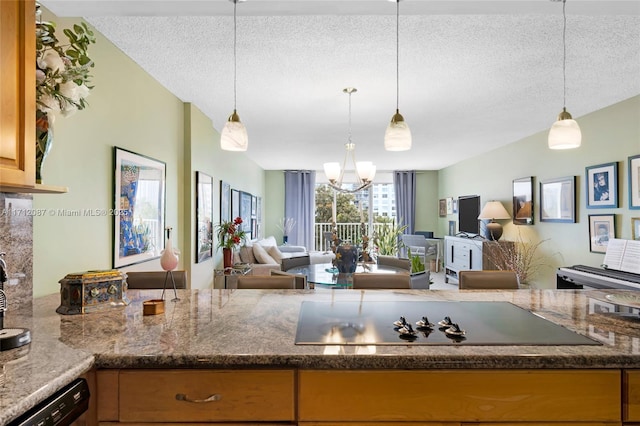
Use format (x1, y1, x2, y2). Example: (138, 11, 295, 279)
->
(239, 245, 256, 264)
(253, 243, 277, 264)
(267, 245, 284, 263)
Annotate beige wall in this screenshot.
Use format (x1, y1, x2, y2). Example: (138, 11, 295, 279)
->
(438, 95, 640, 288)
(32, 11, 264, 296)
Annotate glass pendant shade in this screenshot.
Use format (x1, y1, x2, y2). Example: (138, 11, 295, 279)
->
(356, 161, 376, 182)
(323, 162, 341, 182)
(548, 109, 581, 149)
(220, 110, 248, 151)
(384, 111, 412, 151)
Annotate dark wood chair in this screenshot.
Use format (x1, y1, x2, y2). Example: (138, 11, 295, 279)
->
(376, 255, 411, 271)
(281, 254, 310, 271)
(235, 275, 296, 289)
(270, 269, 310, 289)
(125, 270, 188, 289)
(352, 272, 411, 289)
(458, 270, 519, 289)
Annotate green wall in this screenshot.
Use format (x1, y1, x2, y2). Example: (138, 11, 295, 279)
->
(438, 95, 640, 288)
(32, 10, 264, 296)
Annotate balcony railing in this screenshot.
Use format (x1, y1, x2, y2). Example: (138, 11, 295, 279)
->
(314, 222, 386, 252)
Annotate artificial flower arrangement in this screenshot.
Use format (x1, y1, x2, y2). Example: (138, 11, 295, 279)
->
(36, 2, 96, 116)
(216, 217, 247, 251)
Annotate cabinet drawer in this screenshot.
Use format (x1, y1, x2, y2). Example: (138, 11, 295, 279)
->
(625, 369, 640, 421)
(119, 369, 295, 422)
(298, 370, 620, 422)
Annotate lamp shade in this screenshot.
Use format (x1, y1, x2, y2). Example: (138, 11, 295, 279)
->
(323, 162, 341, 182)
(548, 117, 582, 150)
(220, 111, 248, 151)
(356, 161, 376, 182)
(478, 201, 510, 220)
(384, 111, 412, 151)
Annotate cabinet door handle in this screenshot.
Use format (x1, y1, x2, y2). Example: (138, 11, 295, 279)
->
(175, 393, 222, 403)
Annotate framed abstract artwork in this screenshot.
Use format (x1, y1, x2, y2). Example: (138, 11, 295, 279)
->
(588, 214, 615, 253)
(220, 180, 231, 222)
(513, 176, 534, 225)
(196, 172, 213, 263)
(629, 154, 640, 209)
(586, 162, 618, 208)
(239, 191, 253, 238)
(113, 147, 166, 268)
(439, 199, 446, 217)
(539, 176, 576, 223)
(231, 189, 240, 220)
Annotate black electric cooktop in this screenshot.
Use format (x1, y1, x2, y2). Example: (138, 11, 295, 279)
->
(295, 301, 600, 346)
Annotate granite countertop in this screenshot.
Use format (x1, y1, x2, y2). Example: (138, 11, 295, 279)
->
(2, 288, 640, 424)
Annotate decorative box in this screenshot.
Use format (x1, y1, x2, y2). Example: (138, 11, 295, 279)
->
(57, 269, 130, 315)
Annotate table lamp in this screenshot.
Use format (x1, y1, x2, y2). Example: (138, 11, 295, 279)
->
(478, 201, 511, 241)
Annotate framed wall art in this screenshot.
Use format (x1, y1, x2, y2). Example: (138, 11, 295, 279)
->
(220, 180, 231, 222)
(632, 217, 640, 241)
(446, 197, 453, 215)
(513, 176, 534, 225)
(539, 176, 576, 223)
(629, 154, 640, 209)
(231, 189, 240, 220)
(239, 191, 253, 237)
(439, 199, 446, 217)
(586, 162, 618, 208)
(588, 214, 615, 253)
(196, 172, 213, 263)
(113, 147, 166, 268)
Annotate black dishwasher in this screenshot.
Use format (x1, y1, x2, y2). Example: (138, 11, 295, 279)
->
(8, 378, 90, 426)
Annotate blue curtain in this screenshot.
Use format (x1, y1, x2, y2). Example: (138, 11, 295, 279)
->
(394, 170, 416, 234)
(284, 170, 316, 249)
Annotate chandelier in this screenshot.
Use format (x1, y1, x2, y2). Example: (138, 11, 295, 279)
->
(323, 88, 376, 194)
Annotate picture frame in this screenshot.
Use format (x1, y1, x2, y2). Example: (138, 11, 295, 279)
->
(231, 189, 240, 220)
(513, 176, 534, 225)
(539, 176, 576, 223)
(220, 180, 231, 222)
(251, 195, 257, 217)
(632, 217, 640, 241)
(629, 154, 640, 209)
(588, 214, 616, 253)
(446, 197, 453, 215)
(452, 199, 458, 214)
(438, 199, 447, 217)
(113, 147, 166, 268)
(586, 162, 618, 208)
(239, 191, 253, 238)
(196, 172, 213, 263)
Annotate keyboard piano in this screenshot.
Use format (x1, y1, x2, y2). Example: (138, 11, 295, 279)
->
(557, 265, 640, 290)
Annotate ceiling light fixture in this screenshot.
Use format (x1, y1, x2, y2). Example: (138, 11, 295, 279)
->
(323, 88, 376, 194)
(548, 0, 581, 150)
(220, 0, 248, 152)
(384, 0, 411, 152)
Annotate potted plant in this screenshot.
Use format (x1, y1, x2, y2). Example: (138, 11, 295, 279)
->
(373, 220, 408, 256)
(408, 248, 430, 289)
(216, 217, 246, 269)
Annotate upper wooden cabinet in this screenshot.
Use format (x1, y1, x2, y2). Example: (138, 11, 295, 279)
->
(0, 0, 35, 190)
(0, 0, 65, 194)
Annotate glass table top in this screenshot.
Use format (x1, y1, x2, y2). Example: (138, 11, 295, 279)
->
(287, 262, 406, 287)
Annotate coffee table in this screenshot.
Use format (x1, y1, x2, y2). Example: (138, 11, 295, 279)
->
(287, 262, 407, 288)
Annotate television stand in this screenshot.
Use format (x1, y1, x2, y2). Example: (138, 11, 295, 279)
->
(444, 236, 512, 284)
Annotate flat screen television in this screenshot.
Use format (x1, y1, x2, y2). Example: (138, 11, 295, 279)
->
(458, 195, 480, 236)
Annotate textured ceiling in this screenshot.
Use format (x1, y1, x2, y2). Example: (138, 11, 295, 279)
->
(43, 0, 640, 173)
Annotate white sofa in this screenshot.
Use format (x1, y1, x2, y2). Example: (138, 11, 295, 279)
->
(234, 236, 334, 275)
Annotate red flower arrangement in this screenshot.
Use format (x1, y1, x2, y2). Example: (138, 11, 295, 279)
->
(216, 216, 246, 250)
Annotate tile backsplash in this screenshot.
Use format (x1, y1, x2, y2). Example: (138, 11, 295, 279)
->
(0, 193, 33, 310)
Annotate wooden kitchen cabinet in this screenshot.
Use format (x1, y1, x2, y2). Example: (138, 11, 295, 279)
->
(98, 369, 295, 424)
(625, 369, 640, 422)
(298, 370, 621, 423)
(0, 0, 66, 194)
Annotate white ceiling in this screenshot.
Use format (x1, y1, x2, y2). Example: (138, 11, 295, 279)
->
(42, 0, 640, 173)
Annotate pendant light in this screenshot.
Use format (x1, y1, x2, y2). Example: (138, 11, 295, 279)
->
(548, 0, 581, 150)
(220, 0, 248, 151)
(323, 88, 376, 194)
(384, 0, 411, 152)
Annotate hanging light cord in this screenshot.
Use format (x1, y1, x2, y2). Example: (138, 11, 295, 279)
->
(233, 0, 238, 111)
(395, 0, 400, 111)
(562, 0, 567, 109)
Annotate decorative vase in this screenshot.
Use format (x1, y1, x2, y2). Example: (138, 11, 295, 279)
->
(335, 243, 358, 274)
(282, 235, 288, 245)
(35, 109, 53, 184)
(223, 247, 233, 269)
(160, 227, 179, 271)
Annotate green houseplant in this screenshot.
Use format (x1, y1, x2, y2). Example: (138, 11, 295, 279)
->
(373, 220, 408, 256)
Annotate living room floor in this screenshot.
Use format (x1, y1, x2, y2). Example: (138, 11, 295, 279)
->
(429, 270, 458, 290)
